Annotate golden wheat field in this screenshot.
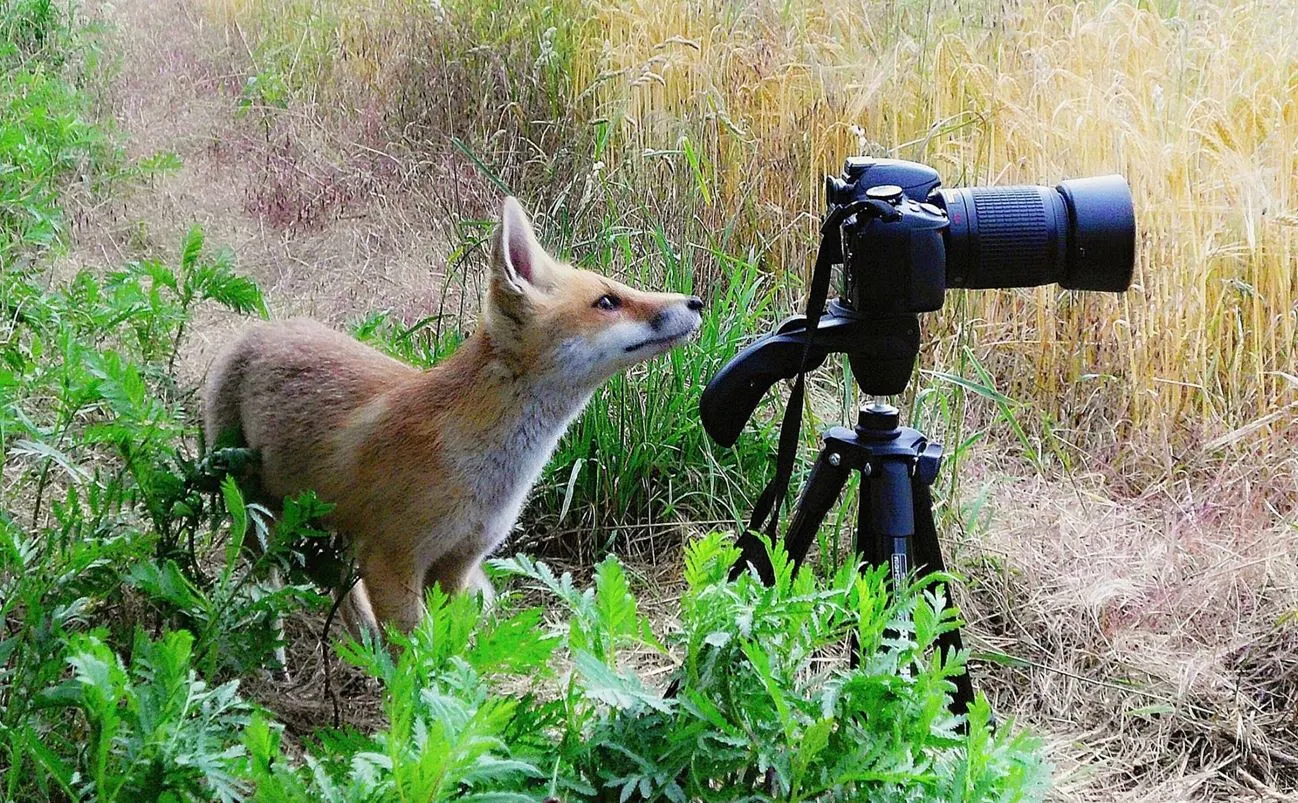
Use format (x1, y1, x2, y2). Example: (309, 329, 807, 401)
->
(57, 0, 1295, 798)
(210, 0, 1298, 459)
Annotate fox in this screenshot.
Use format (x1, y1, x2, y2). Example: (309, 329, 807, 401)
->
(202, 197, 703, 636)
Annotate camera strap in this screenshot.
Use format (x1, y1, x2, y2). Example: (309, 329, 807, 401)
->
(743, 202, 867, 549)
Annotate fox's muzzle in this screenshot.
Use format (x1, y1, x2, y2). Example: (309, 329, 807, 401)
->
(650, 295, 704, 331)
(626, 296, 703, 354)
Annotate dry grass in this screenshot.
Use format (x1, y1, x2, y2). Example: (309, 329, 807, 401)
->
(585, 0, 1298, 470)
(948, 462, 1298, 799)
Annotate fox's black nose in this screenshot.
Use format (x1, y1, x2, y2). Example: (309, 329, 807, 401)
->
(686, 296, 704, 312)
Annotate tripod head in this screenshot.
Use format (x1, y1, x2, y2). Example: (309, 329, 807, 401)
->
(700, 157, 1136, 446)
(699, 305, 919, 446)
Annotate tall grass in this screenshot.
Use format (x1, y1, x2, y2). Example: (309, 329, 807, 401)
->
(0, 0, 104, 265)
(209, 0, 1298, 469)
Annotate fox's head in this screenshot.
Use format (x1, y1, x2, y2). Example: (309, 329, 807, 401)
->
(482, 197, 703, 386)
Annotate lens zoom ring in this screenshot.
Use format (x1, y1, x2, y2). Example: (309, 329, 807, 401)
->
(970, 187, 1057, 287)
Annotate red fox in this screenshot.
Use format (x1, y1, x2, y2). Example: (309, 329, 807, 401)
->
(203, 197, 703, 635)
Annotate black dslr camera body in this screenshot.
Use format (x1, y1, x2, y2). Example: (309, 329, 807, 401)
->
(700, 157, 1135, 445)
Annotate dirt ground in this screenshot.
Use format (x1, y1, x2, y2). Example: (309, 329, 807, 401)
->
(74, 0, 455, 390)
(71, 1, 1298, 799)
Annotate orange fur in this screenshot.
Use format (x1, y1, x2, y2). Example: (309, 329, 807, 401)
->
(203, 198, 703, 635)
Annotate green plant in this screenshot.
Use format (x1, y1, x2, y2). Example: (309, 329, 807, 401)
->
(236, 69, 287, 119)
(237, 535, 1049, 801)
(2, 226, 264, 529)
(49, 628, 253, 801)
(541, 536, 1048, 801)
(0, 49, 101, 262)
(125, 478, 331, 678)
(244, 591, 563, 801)
(0, 506, 149, 798)
(0, 12, 290, 778)
(1, 0, 74, 63)
(0, 227, 292, 796)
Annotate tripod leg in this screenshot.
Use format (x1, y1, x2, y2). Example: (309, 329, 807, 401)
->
(853, 458, 976, 721)
(781, 449, 850, 576)
(912, 479, 976, 718)
(730, 444, 849, 584)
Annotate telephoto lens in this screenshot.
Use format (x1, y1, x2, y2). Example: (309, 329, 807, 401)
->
(936, 175, 1135, 292)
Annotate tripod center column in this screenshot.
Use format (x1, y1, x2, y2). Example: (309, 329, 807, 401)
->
(855, 402, 916, 589)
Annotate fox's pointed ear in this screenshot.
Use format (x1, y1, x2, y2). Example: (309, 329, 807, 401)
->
(491, 197, 549, 293)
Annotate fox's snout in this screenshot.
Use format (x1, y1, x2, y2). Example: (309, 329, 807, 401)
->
(649, 295, 704, 336)
(650, 296, 704, 331)
(612, 293, 703, 361)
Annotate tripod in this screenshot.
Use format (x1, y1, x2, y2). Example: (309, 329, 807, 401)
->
(727, 399, 977, 718)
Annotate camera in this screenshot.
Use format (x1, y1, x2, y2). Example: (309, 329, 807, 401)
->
(828, 156, 1135, 315)
(699, 157, 1136, 446)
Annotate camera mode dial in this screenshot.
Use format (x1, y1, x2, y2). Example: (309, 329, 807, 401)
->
(865, 184, 905, 204)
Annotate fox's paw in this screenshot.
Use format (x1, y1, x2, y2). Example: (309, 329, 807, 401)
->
(465, 564, 497, 612)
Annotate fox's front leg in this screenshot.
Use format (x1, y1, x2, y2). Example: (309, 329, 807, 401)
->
(424, 553, 495, 607)
(338, 577, 381, 639)
(356, 548, 426, 634)
(462, 562, 496, 608)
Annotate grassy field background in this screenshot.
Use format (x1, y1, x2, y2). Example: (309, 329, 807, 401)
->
(4, 0, 1296, 798)
(211, 0, 1298, 469)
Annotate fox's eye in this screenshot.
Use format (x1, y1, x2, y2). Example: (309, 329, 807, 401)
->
(594, 294, 621, 311)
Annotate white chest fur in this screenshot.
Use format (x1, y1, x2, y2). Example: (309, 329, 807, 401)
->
(440, 379, 593, 563)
